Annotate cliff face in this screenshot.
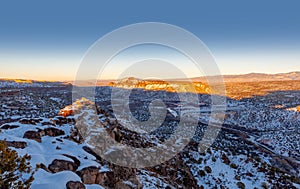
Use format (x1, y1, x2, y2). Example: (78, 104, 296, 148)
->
(109, 77, 211, 94)
(58, 97, 100, 117)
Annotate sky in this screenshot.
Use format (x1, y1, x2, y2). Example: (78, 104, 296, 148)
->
(0, 0, 300, 80)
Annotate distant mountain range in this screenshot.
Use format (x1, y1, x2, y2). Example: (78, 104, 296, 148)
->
(191, 71, 300, 83)
(73, 71, 300, 86)
(2, 71, 300, 87)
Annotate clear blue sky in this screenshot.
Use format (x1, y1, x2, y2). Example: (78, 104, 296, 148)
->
(1, 0, 300, 80)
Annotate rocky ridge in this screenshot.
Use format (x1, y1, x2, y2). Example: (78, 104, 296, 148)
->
(109, 77, 211, 94)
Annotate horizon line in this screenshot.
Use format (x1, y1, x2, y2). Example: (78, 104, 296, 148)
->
(1, 70, 300, 82)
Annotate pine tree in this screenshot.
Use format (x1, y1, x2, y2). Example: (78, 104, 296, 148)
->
(0, 141, 35, 189)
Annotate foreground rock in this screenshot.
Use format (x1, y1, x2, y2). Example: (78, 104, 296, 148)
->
(1, 124, 19, 130)
(77, 166, 100, 185)
(22, 127, 65, 143)
(23, 130, 41, 142)
(4, 141, 27, 149)
(66, 181, 86, 189)
(48, 159, 79, 173)
(43, 127, 65, 136)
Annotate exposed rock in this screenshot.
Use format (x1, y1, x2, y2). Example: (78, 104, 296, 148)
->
(82, 146, 104, 163)
(44, 127, 65, 137)
(69, 127, 84, 143)
(145, 154, 198, 188)
(23, 130, 41, 142)
(66, 181, 86, 189)
(110, 127, 123, 143)
(41, 121, 55, 126)
(109, 77, 211, 93)
(95, 170, 115, 187)
(77, 166, 99, 184)
(115, 181, 136, 189)
(48, 159, 78, 173)
(4, 141, 27, 149)
(222, 153, 231, 165)
(112, 165, 137, 183)
(63, 154, 81, 168)
(39, 163, 51, 172)
(67, 117, 75, 123)
(19, 118, 41, 125)
(19, 119, 34, 125)
(59, 105, 74, 117)
(0, 124, 19, 130)
(51, 116, 68, 125)
(59, 98, 100, 118)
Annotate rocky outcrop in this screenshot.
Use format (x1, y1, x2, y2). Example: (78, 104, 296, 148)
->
(109, 77, 211, 93)
(48, 159, 78, 173)
(41, 121, 55, 126)
(51, 116, 69, 125)
(69, 127, 84, 143)
(145, 153, 198, 188)
(63, 154, 81, 168)
(1, 124, 19, 130)
(43, 127, 65, 137)
(82, 146, 142, 187)
(76, 165, 137, 188)
(59, 105, 74, 117)
(58, 98, 100, 118)
(38, 163, 51, 172)
(111, 165, 137, 184)
(77, 166, 101, 185)
(66, 181, 86, 189)
(23, 130, 41, 142)
(19, 118, 42, 125)
(4, 141, 27, 149)
(23, 127, 65, 142)
(95, 170, 115, 187)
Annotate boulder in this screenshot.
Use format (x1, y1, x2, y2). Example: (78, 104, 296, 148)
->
(44, 127, 65, 137)
(19, 118, 40, 125)
(1, 124, 19, 130)
(38, 163, 51, 172)
(66, 181, 86, 189)
(5, 141, 27, 149)
(48, 159, 78, 173)
(23, 130, 41, 142)
(77, 166, 99, 184)
(63, 154, 81, 168)
(51, 116, 68, 125)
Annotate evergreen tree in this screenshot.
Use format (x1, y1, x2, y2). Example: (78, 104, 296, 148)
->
(0, 141, 35, 189)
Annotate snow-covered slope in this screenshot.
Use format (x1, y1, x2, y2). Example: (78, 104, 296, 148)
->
(1, 98, 299, 188)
